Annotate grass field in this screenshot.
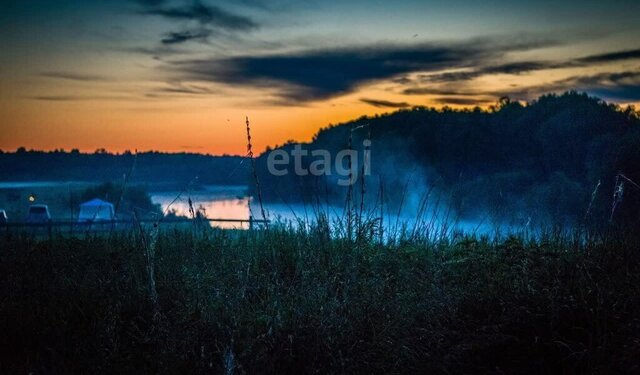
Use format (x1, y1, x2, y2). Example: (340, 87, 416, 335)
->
(1, 223, 639, 374)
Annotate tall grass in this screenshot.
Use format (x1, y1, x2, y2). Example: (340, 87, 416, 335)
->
(0, 222, 638, 373)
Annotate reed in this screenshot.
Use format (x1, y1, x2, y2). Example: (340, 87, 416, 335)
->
(246, 116, 268, 229)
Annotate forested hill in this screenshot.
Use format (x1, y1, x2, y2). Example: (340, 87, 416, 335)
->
(0, 150, 250, 186)
(253, 92, 640, 226)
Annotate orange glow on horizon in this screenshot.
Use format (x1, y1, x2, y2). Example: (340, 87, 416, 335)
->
(1, 66, 638, 155)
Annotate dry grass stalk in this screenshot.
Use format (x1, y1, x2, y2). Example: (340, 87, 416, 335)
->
(246, 116, 268, 229)
(133, 209, 160, 320)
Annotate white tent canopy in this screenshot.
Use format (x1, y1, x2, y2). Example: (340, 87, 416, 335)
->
(78, 198, 115, 222)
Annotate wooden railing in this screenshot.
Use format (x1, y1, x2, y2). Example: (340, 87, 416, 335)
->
(1, 217, 270, 234)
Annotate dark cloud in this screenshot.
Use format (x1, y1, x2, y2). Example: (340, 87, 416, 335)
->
(577, 48, 640, 64)
(170, 45, 468, 101)
(417, 71, 479, 84)
(486, 71, 640, 101)
(126, 45, 185, 58)
(30, 95, 133, 101)
(360, 98, 410, 108)
(39, 72, 110, 82)
(432, 97, 494, 105)
(153, 82, 217, 95)
(139, 0, 257, 31)
(486, 61, 555, 74)
(566, 70, 640, 86)
(31, 95, 79, 101)
(158, 86, 212, 95)
(494, 48, 640, 73)
(157, 38, 640, 105)
(403, 48, 640, 88)
(165, 38, 552, 102)
(401, 68, 640, 105)
(161, 29, 212, 44)
(392, 76, 412, 85)
(413, 61, 570, 85)
(563, 71, 640, 102)
(403, 87, 479, 96)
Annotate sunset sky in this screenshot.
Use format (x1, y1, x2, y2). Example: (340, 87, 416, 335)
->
(1, 0, 639, 155)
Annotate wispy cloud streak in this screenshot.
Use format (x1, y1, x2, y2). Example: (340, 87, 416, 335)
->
(136, 0, 258, 31)
(360, 98, 411, 108)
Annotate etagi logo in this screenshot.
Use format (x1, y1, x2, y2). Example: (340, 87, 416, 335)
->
(266, 141, 371, 186)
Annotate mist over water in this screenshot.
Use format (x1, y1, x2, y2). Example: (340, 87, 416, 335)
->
(151, 184, 523, 236)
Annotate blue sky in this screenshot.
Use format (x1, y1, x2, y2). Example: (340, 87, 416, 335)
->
(1, 0, 639, 153)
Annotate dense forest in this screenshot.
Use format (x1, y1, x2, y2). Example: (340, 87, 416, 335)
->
(0, 150, 249, 186)
(253, 92, 640, 227)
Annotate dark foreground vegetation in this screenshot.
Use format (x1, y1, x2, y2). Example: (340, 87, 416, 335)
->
(1, 226, 639, 374)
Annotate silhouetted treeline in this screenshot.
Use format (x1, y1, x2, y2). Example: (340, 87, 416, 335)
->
(253, 92, 640, 227)
(0, 150, 250, 186)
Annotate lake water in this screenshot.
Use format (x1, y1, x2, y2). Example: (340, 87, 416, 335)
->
(151, 185, 249, 229)
(149, 185, 335, 229)
(149, 185, 504, 235)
